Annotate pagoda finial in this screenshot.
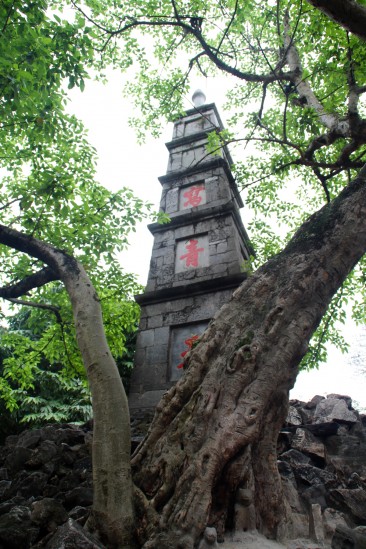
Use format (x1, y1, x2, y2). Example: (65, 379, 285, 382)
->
(192, 89, 206, 107)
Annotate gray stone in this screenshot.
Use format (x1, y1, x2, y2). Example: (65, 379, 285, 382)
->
(0, 505, 38, 548)
(147, 315, 163, 329)
(325, 427, 366, 477)
(286, 406, 303, 427)
(280, 449, 312, 466)
(0, 481, 11, 498)
(322, 508, 348, 541)
(327, 394, 353, 409)
(305, 422, 340, 437)
(5, 446, 34, 473)
(198, 526, 219, 548)
(305, 395, 325, 410)
(309, 503, 324, 543)
(292, 428, 325, 460)
(44, 518, 104, 549)
(16, 429, 42, 449)
(302, 484, 329, 510)
(139, 329, 155, 347)
(314, 398, 358, 424)
(328, 488, 366, 523)
(294, 463, 337, 489)
(26, 440, 58, 467)
(31, 498, 68, 532)
(281, 477, 306, 514)
(0, 469, 8, 481)
(65, 486, 93, 508)
(146, 344, 168, 364)
(16, 470, 49, 498)
(331, 524, 366, 549)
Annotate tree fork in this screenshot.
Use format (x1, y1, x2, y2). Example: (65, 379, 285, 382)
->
(132, 166, 366, 548)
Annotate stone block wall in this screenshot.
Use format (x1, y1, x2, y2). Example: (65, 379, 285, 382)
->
(129, 287, 234, 411)
(145, 215, 248, 292)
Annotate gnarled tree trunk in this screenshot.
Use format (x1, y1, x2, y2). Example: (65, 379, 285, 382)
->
(132, 166, 366, 548)
(0, 226, 134, 548)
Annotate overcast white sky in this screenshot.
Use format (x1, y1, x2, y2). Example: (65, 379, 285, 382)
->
(67, 72, 366, 411)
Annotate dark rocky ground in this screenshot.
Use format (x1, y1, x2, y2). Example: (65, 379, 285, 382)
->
(0, 394, 365, 548)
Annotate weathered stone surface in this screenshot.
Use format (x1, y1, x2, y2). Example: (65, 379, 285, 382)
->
(290, 463, 337, 489)
(323, 508, 348, 541)
(31, 498, 68, 532)
(309, 503, 324, 542)
(302, 483, 329, 509)
(0, 395, 364, 548)
(325, 426, 366, 477)
(43, 519, 104, 549)
(16, 429, 42, 449)
(331, 524, 366, 549)
(26, 441, 58, 468)
(305, 395, 325, 410)
(0, 470, 7, 481)
(292, 428, 325, 460)
(286, 406, 303, 427)
(327, 394, 353, 409)
(314, 397, 358, 425)
(328, 488, 366, 524)
(64, 486, 93, 508)
(280, 449, 312, 466)
(0, 505, 39, 548)
(5, 446, 34, 473)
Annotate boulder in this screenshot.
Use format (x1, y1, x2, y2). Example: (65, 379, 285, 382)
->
(292, 428, 325, 460)
(328, 488, 366, 524)
(309, 503, 324, 543)
(0, 505, 39, 548)
(331, 524, 366, 549)
(314, 397, 358, 425)
(43, 518, 104, 549)
(31, 498, 68, 532)
(323, 508, 348, 542)
(286, 406, 303, 427)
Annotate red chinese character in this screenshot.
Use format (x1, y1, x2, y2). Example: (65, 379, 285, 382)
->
(179, 239, 204, 267)
(183, 185, 204, 207)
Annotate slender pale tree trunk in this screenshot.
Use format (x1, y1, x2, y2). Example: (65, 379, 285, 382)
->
(0, 226, 134, 548)
(132, 166, 366, 548)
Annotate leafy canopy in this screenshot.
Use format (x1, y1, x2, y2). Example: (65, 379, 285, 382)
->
(0, 0, 158, 417)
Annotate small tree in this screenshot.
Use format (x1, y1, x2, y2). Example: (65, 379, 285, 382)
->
(1, 1, 366, 547)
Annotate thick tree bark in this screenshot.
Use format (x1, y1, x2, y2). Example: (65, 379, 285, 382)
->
(0, 226, 134, 548)
(306, 0, 366, 42)
(132, 166, 366, 548)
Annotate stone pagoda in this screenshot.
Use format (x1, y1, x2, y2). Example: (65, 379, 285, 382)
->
(129, 90, 253, 426)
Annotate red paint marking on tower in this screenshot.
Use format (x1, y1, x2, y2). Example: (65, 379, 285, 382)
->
(183, 185, 204, 207)
(179, 239, 204, 267)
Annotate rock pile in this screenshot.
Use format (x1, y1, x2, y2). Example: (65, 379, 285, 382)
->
(0, 422, 102, 548)
(0, 394, 364, 548)
(279, 394, 366, 548)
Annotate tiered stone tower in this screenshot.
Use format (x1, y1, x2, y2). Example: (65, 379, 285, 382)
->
(129, 91, 253, 426)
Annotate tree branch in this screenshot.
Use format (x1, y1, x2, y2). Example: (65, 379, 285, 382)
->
(0, 267, 58, 299)
(284, 12, 342, 132)
(71, 0, 295, 84)
(305, 0, 366, 42)
(4, 297, 62, 323)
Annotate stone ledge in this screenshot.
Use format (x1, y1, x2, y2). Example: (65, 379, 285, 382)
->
(135, 272, 247, 306)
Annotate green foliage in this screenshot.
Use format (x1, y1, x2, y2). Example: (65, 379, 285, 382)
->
(0, 0, 154, 416)
(1, 0, 365, 414)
